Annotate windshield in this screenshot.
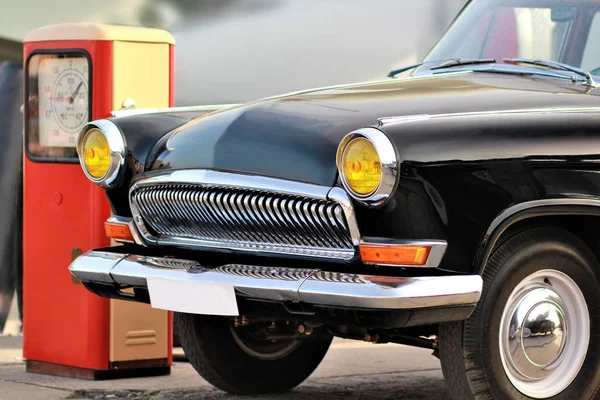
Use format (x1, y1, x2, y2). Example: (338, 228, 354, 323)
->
(419, 0, 600, 74)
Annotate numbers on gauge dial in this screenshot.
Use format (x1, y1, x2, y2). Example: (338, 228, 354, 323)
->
(38, 57, 89, 147)
(51, 70, 88, 131)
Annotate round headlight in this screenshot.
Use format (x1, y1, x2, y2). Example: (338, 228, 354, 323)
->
(341, 137, 381, 195)
(336, 128, 398, 206)
(82, 129, 111, 179)
(77, 119, 126, 188)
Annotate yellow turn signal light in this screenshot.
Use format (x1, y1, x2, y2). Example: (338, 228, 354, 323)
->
(341, 138, 382, 196)
(82, 128, 111, 179)
(104, 219, 134, 242)
(359, 243, 431, 266)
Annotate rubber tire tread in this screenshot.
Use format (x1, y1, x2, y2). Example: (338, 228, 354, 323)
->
(439, 227, 600, 400)
(175, 312, 332, 395)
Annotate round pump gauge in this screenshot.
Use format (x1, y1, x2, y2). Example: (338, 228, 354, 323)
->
(26, 52, 91, 160)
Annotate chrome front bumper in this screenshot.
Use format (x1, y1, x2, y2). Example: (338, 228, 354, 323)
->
(70, 250, 483, 314)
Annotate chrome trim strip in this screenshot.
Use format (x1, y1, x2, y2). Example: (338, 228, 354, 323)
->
(378, 107, 600, 127)
(377, 115, 431, 126)
(129, 170, 359, 260)
(359, 239, 447, 268)
(132, 170, 332, 199)
(485, 198, 600, 240)
(426, 241, 448, 268)
(76, 119, 127, 189)
(129, 192, 155, 246)
(110, 104, 241, 119)
(327, 187, 361, 246)
(477, 197, 600, 272)
(69, 251, 483, 310)
(336, 128, 399, 207)
(152, 237, 355, 260)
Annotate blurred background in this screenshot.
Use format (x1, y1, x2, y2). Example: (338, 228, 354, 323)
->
(1, 0, 466, 105)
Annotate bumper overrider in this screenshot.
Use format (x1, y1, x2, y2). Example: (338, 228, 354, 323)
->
(70, 250, 483, 324)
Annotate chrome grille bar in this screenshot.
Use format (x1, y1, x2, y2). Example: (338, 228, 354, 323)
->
(130, 171, 357, 260)
(134, 185, 352, 249)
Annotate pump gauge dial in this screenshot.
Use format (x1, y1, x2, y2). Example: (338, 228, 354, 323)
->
(26, 52, 91, 160)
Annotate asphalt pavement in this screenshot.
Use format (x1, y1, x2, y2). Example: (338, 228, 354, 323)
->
(0, 335, 449, 400)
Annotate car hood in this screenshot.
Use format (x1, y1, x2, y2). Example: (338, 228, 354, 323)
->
(147, 70, 600, 187)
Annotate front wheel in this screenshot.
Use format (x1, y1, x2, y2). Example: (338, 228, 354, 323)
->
(174, 313, 332, 395)
(440, 227, 600, 399)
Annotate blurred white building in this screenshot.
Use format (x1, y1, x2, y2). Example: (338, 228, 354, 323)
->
(0, 0, 466, 105)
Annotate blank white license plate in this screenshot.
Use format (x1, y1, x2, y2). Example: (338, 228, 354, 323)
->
(147, 277, 239, 316)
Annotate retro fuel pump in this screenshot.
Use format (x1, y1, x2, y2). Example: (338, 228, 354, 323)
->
(23, 24, 174, 378)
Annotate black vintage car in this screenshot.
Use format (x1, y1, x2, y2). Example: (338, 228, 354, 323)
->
(69, 0, 600, 398)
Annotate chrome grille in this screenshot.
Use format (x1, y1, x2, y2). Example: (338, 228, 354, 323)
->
(131, 184, 355, 259)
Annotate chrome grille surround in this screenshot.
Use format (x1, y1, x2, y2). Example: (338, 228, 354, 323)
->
(129, 170, 360, 260)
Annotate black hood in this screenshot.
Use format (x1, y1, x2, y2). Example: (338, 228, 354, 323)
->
(147, 71, 600, 186)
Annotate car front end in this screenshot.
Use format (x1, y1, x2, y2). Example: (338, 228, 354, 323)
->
(70, 106, 484, 332)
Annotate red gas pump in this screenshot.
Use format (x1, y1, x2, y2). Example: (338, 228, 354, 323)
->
(23, 24, 174, 379)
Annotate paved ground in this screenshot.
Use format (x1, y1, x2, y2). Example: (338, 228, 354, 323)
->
(1, 294, 449, 399)
(0, 335, 449, 400)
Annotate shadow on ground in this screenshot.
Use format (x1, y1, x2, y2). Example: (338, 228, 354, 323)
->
(66, 371, 449, 400)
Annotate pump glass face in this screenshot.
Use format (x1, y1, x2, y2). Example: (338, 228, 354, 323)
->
(26, 52, 91, 161)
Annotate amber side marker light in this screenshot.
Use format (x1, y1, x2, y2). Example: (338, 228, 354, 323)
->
(359, 243, 432, 266)
(104, 219, 134, 242)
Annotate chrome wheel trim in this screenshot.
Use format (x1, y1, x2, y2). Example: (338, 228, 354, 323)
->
(499, 269, 590, 398)
(229, 325, 301, 361)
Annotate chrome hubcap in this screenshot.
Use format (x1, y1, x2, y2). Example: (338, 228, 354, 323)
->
(499, 270, 589, 398)
(505, 289, 567, 379)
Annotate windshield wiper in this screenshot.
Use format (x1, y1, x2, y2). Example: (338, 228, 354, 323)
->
(387, 58, 497, 78)
(429, 58, 496, 70)
(503, 58, 597, 87)
(387, 62, 424, 78)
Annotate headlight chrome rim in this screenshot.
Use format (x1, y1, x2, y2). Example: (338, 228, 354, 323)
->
(77, 119, 127, 188)
(336, 127, 399, 206)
